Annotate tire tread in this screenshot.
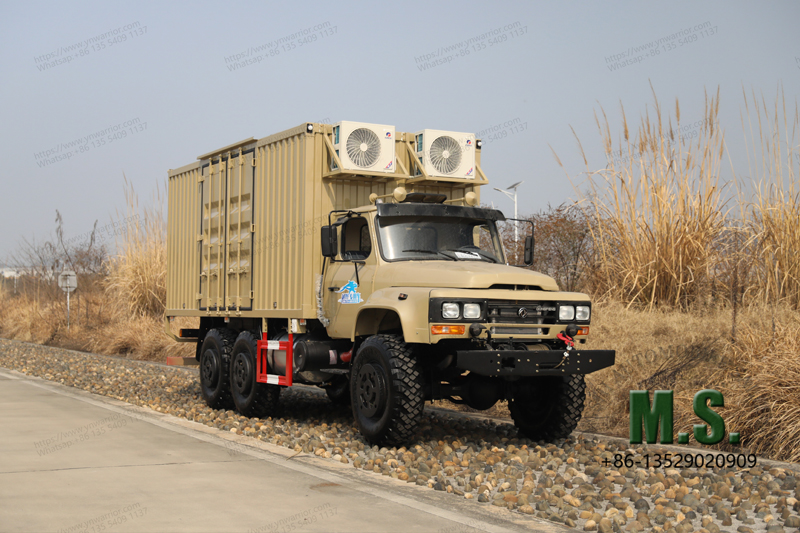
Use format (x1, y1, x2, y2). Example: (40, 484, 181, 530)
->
(354, 334, 424, 445)
(510, 375, 586, 441)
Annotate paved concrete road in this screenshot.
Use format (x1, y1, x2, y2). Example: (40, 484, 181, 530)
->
(0, 369, 563, 533)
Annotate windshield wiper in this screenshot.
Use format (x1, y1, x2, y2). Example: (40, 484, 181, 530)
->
(447, 247, 499, 263)
(402, 249, 457, 261)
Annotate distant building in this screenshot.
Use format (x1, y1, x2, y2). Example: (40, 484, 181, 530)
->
(1, 268, 19, 279)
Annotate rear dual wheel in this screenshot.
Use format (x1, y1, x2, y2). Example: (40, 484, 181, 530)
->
(199, 329, 280, 417)
(230, 331, 281, 417)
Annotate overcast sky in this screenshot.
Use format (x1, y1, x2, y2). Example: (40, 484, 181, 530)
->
(1, 0, 798, 263)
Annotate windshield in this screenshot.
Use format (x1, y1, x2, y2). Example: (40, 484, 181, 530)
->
(377, 216, 505, 263)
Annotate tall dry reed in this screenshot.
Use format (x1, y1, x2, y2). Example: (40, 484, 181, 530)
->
(104, 177, 167, 318)
(556, 85, 730, 309)
(88, 178, 194, 359)
(738, 85, 800, 309)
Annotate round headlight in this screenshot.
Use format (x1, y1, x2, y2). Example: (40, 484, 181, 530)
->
(442, 302, 460, 319)
(558, 305, 575, 321)
(463, 303, 481, 319)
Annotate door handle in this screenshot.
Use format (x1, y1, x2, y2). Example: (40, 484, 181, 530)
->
(328, 287, 340, 292)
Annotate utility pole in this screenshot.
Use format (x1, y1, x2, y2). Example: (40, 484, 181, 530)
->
(493, 181, 524, 260)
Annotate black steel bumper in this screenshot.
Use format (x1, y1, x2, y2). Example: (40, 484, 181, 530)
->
(455, 349, 615, 377)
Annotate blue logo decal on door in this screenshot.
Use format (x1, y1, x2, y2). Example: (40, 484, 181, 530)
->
(337, 280, 363, 304)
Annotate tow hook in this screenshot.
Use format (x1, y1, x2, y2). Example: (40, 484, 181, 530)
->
(557, 332, 575, 351)
(554, 332, 575, 369)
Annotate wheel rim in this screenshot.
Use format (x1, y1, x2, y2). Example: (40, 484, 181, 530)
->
(356, 362, 386, 418)
(232, 352, 252, 395)
(201, 349, 219, 387)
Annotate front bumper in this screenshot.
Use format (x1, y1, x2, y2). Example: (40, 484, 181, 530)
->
(455, 349, 615, 377)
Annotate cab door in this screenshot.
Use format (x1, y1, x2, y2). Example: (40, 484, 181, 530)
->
(324, 217, 376, 338)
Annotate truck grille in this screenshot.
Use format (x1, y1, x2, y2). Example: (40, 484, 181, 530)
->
(489, 326, 548, 335)
(487, 301, 558, 325)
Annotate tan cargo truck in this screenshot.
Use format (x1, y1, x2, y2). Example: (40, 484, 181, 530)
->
(165, 121, 614, 445)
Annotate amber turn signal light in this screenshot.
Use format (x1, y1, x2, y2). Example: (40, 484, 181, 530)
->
(431, 325, 466, 335)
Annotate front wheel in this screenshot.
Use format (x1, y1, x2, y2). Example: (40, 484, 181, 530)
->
(509, 375, 586, 441)
(351, 334, 423, 445)
(230, 331, 281, 418)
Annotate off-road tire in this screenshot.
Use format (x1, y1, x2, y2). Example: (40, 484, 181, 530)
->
(509, 375, 585, 441)
(230, 331, 281, 418)
(325, 376, 351, 406)
(199, 328, 237, 410)
(351, 334, 423, 445)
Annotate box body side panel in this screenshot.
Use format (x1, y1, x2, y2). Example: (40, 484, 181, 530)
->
(166, 163, 202, 312)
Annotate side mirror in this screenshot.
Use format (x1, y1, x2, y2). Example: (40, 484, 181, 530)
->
(523, 235, 534, 266)
(321, 226, 338, 258)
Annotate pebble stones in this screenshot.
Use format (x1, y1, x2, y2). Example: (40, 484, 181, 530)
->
(2, 339, 800, 533)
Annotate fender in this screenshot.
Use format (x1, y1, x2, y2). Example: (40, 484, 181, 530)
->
(351, 287, 432, 343)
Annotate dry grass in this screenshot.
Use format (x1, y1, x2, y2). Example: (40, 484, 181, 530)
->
(580, 300, 729, 438)
(0, 180, 193, 361)
(580, 301, 800, 462)
(0, 287, 193, 361)
(723, 310, 800, 462)
(86, 179, 195, 360)
(544, 86, 800, 460)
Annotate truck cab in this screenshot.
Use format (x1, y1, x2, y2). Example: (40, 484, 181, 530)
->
(318, 197, 614, 444)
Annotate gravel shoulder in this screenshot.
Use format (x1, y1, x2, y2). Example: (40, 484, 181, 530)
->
(1, 338, 799, 533)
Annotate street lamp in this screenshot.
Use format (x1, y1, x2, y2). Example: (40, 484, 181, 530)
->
(493, 181, 523, 243)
